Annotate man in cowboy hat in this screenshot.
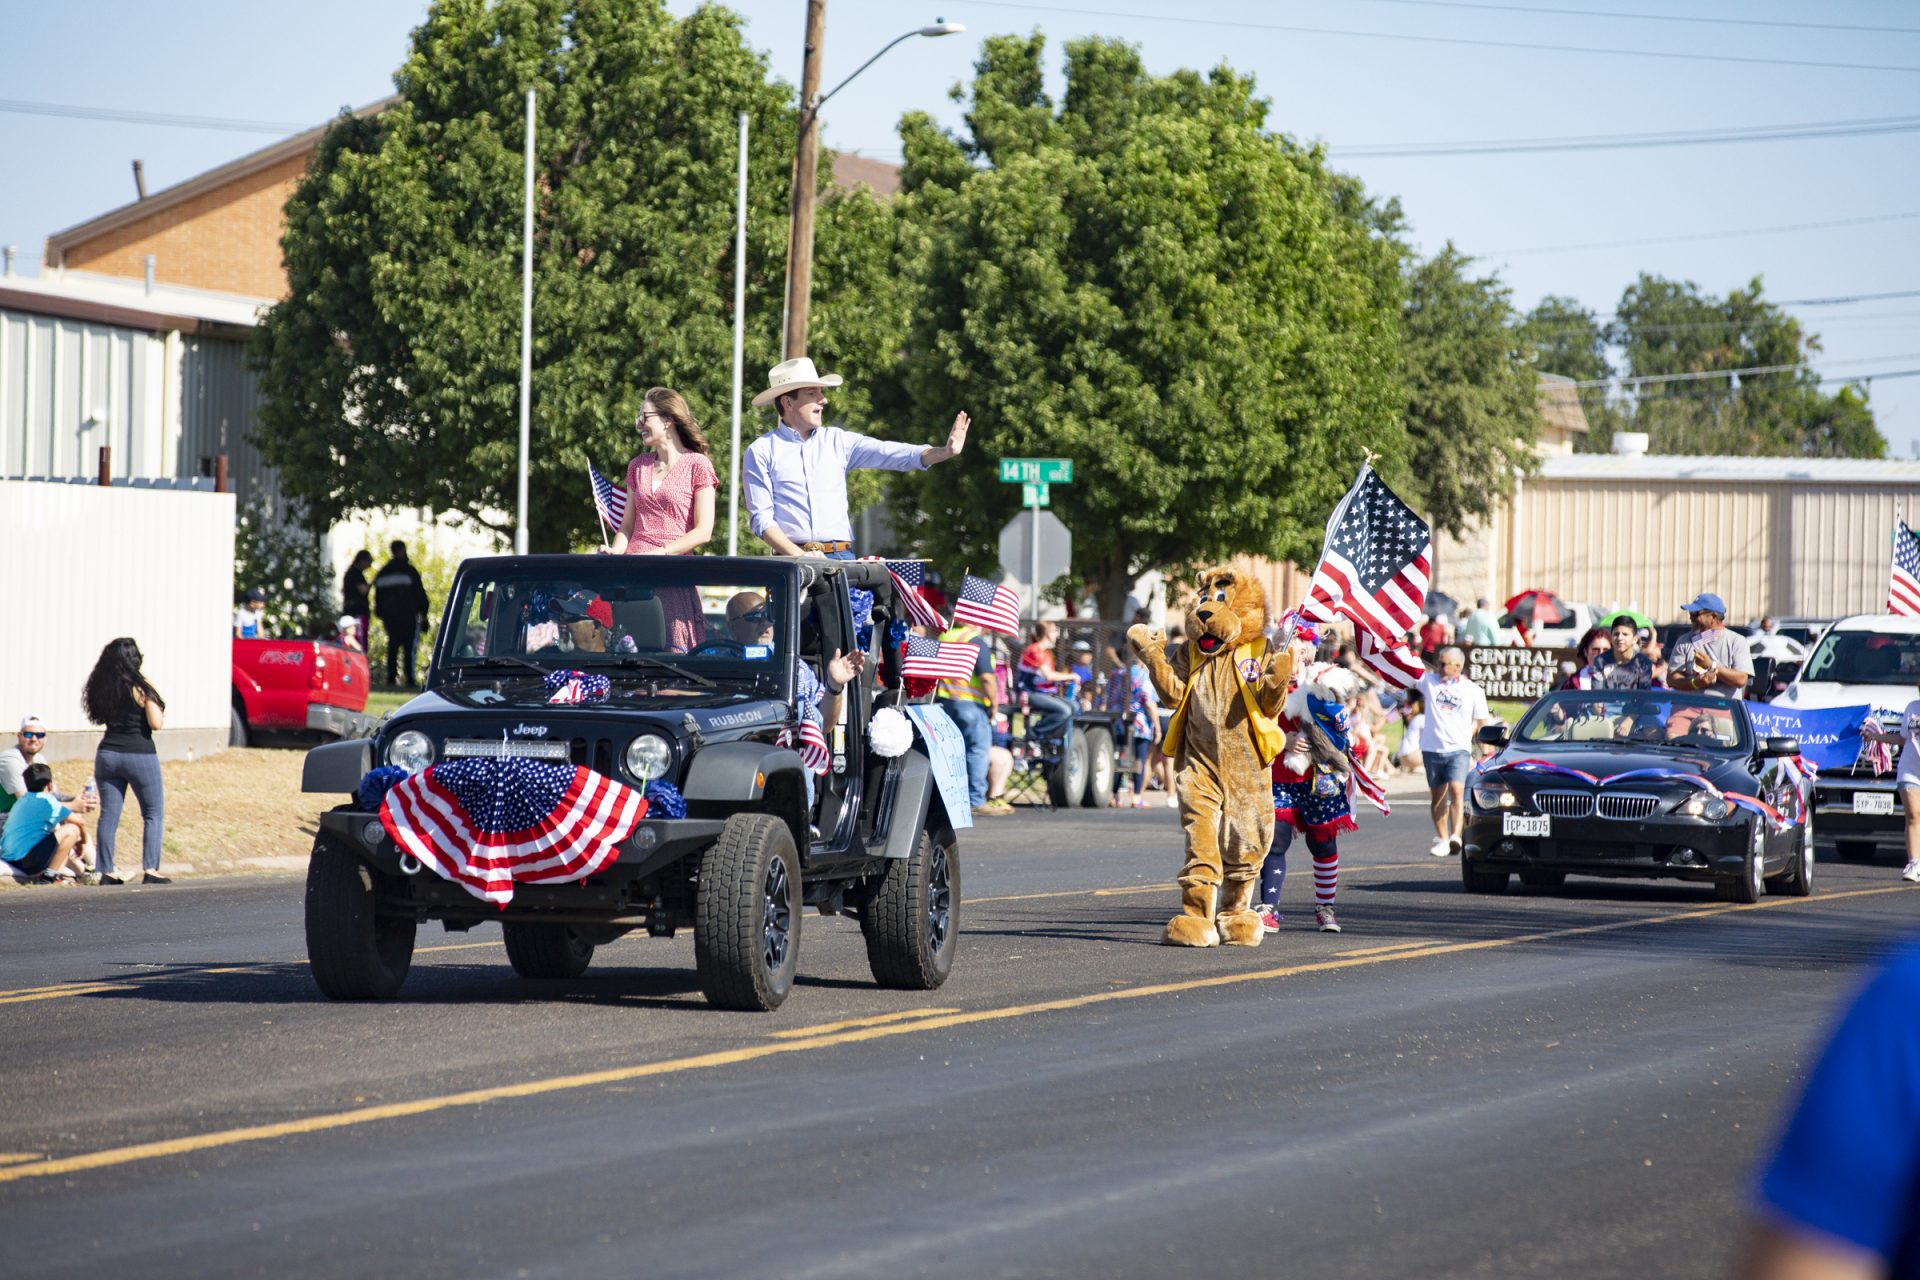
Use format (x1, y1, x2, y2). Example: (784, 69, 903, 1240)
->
(743, 356, 970, 557)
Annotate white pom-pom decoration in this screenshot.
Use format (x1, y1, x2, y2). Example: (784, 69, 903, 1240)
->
(868, 707, 914, 758)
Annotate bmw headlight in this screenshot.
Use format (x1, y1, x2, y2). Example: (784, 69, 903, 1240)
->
(386, 729, 433, 774)
(1680, 792, 1732, 821)
(624, 733, 673, 784)
(1472, 782, 1516, 810)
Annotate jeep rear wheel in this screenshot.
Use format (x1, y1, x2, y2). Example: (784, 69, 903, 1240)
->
(503, 923, 596, 979)
(305, 834, 414, 1000)
(864, 824, 959, 990)
(695, 814, 801, 1011)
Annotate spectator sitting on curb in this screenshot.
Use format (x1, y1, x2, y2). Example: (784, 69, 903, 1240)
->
(0, 715, 95, 836)
(233, 587, 268, 639)
(1, 763, 94, 884)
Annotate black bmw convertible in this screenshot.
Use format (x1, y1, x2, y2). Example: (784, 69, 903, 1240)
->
(1462, 690, 1813, 902)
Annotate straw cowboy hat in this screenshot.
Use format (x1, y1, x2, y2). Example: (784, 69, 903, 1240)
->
(751, 356, 844, 408)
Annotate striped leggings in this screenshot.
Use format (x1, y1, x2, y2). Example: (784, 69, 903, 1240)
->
(1259, 825, 1338, 908)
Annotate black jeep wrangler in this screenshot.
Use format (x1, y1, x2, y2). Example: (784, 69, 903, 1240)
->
(299, 554, 960, 1011)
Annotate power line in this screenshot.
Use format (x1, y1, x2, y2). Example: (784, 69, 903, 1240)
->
(1338, 114, 1920, 157)
(0, 98, 309, 135)
(960, 1, 1920, 75)
(1566, 354, 1920, 390)
(1351, 0, 1920, 37)
(1525, 309, 1920, 340)
(1490, 210, 1920, 257)
(1564, 366, 1920, 405)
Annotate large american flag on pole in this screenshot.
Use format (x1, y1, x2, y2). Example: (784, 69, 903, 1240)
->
(588, 462, 628, 532)
(378, 757, 647, 906)
(1300, 464, 1431, 690)
(901, 634, 981, 680)
(952, 573, 1022, 636)
(1356, 627, 1425, 691)
(1890, 520, 1920, 616)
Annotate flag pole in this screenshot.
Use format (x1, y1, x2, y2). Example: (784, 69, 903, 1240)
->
(727, 109, 749, 557)
(515, 87, 536, 555)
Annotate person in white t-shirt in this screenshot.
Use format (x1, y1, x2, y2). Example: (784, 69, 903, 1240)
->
(1417, 647, 1491, 858)
(1861, 697, 1920, 882)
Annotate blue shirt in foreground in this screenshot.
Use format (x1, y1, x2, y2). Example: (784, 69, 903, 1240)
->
(1, 792, 69, 864)
(742, 423, 925, 544)
(1756, 941, 1920, 1275)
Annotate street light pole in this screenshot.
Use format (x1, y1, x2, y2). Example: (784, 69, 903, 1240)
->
(781, 15, 965, 360)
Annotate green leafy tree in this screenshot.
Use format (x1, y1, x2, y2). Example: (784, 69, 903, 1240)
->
(875, 34, 1407, 618)
(1519, 294, 1610, 384)
(1400, 246, 1540, 539)
(234, 502, 337, 638)
(254, 0, 896, 549)
(1594, 274, 1884, 457)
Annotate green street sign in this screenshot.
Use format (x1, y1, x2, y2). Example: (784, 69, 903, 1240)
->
(1022, 482, 1050, 507)
(999, 457, 1073, 485)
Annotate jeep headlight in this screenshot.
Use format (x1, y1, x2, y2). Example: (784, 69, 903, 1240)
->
(386, 729, 433, 774)
(1679, 792, 1732, 821)
(1472, 782, 1516, 810)
(624, 733, 673, 784)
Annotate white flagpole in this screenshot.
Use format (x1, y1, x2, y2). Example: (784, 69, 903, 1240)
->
(728, 110, 749, 557)
(515, 87, 536, 555)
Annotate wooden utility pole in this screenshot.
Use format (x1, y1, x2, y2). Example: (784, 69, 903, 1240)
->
(782, 0, 827, 360)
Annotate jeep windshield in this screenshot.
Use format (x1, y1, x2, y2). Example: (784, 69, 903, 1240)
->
(1798, 629, 1920, 685)
(435, 560, 792, 700)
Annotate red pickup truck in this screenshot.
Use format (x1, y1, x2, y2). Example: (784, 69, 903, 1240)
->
(231, 638, 374, 747)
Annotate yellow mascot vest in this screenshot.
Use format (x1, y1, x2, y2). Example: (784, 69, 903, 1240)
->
(1160, 639, 1286, 766)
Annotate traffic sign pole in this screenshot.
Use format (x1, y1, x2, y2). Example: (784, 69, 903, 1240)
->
(998, 458, 1073, 621)
(1029, 488, 1040, 623)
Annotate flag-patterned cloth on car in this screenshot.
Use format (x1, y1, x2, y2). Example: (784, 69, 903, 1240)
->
(880, 559, 949, 630)
(1301, 464, 1431, 645)
(379, 757, 648, 906)
(901, 634, 981, 680)
(952, 573, 1022, 636)
(1890, 520, 1920, 616)
(589, 462, 628, 532)
(544, 668, 611, 705)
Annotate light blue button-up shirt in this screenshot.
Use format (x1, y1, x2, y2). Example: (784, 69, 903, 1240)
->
(743, 423, 926, 543)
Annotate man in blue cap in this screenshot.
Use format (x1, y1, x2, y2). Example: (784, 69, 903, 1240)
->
(1666, 591, 1752, 698)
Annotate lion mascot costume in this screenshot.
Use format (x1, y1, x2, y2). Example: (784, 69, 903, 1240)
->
(1127, 568, 1292, 947)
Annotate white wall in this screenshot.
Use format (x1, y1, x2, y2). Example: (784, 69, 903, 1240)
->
(0, 479, 234, 760)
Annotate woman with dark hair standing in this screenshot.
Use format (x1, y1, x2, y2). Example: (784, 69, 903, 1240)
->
(83, 638, 169, 885)
(602, 387, 717, 651)
(341, 550, 374, 651)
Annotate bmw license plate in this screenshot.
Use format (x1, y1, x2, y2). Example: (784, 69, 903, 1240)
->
(1502, 814, 1550, 837)
(1854, 791, 1895, 816)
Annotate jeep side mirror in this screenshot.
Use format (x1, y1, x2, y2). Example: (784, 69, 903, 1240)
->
(1758, 735, 1801, 759)
(1476, 723, 1509, 747)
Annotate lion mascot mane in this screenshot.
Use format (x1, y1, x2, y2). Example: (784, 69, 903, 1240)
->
(1127, 568, 1291, 946)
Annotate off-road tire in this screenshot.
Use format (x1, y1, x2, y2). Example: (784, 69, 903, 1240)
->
(305, 834, 415, 1000)
(864, 825, 960, 990)
(1835, 839, 1877, 864)
(1047, 732, 1089, 808)
(695, 814, 801, 1011)
(1461, 858, 1510, 895)
(1079, 726, 1116, 810)
(503, 923, 596, 978)
(1518, 868, 1566, 890)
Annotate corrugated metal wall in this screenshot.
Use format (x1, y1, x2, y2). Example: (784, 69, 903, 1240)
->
(0, 308, 166, 481)
(178, 336, 280, 518)
(0, 480, 234, 756)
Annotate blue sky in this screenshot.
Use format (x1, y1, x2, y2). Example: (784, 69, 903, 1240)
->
(4, 0, 1916, 451)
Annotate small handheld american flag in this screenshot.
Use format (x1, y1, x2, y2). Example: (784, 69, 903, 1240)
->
(1890, 519, 1920, 616)
(589, 462, 628, 533)
(901, 634, 981, 680)
(952, 573, 1022, 636)
(878, 559, 949, 631)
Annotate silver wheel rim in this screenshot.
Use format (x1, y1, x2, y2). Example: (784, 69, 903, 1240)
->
(762, 857, 792, 972)
(1802, 820, 1815, 885)
(1063, 739, 1086, 797)
(927, 841, 951, 954)
(1751, 845, 1766, 896)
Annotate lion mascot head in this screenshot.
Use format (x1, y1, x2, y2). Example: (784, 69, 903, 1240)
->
(1185, 567, 1268, 660)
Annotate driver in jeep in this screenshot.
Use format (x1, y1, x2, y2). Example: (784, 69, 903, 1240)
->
(727, 591, 865, 822)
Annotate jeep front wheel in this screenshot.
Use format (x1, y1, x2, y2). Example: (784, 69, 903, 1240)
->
(695, 814, 801, 1011)
(503, 923, 595, 979)
(864, 824, 959, 990)
(305, 834, 415, 1000)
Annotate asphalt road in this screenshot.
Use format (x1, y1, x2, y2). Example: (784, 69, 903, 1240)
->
(1, 801, 1913, 1280)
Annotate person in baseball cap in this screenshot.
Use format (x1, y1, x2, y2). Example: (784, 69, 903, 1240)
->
(1668, 591, 1752, 698)
(742, 356, 972, 558)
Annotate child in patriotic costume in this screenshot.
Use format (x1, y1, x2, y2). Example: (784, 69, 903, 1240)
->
(1259, 618, 1365, 934)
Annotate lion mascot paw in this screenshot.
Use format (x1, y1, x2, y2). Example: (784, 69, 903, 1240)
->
(1128, 568, 1290, 948)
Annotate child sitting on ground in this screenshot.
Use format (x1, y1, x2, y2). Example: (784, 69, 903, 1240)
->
(0, 763, 95, 885)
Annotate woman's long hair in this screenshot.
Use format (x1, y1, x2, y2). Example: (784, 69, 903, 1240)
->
(346, 549, 373, 575)
(83, 637, 164, 726)
(642, 387, 711, 456)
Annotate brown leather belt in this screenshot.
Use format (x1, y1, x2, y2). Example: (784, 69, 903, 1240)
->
(800, 540, 853, 553)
